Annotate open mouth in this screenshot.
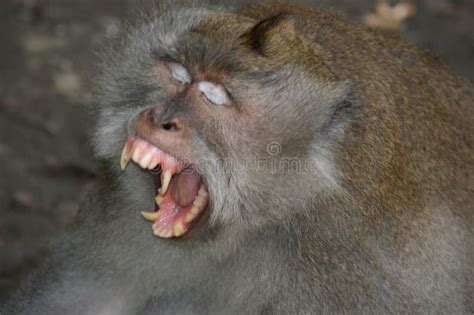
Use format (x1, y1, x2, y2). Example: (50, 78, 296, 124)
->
(120, 136, 209, 238)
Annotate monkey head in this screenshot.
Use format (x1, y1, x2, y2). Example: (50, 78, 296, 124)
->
(93, 4, 351, 241)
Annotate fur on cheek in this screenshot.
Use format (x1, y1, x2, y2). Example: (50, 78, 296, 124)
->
(93, 108, 141, 160)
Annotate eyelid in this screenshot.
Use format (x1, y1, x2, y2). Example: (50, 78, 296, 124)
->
(169, 62, 192, 85)
(198, 81, 231, 106)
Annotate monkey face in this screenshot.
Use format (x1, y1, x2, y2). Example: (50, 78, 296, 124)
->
(93, 4, 350, 240)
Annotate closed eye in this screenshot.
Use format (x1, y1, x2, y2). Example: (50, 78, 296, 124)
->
(169, 62, 192, 85)
(198, 81, 231, 106)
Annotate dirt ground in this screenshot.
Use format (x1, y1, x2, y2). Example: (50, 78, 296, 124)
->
(0, 0, 473, 301)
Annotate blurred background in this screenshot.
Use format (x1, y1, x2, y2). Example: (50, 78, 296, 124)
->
(0, 0, 473, 302)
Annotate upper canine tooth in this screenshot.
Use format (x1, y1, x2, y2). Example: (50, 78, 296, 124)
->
(120, 140, 132, 170)
(161, 170, 172, 195)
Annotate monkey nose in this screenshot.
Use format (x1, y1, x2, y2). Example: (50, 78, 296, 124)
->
(145, 106, 182, 132)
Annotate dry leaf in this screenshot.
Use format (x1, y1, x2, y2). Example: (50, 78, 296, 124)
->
(363, 1, 416, 30)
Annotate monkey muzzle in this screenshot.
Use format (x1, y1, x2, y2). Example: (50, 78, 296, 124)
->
(120, 136, 209, 238)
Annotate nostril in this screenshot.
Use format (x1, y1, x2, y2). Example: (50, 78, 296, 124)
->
(162, 121, 178, 132)
(145, 107, 180, 131)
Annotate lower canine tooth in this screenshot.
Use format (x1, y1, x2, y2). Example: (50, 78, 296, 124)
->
(141, 211, 160, 222)
(161, 170, 172, 195)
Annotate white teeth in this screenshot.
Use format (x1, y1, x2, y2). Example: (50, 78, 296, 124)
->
(190, 205, 200, 215)
(121, 137, 181, 175)
(155, 195, 163, 205)
(161, 170, 172, 195)
(188, 185, 208, 215)
(132, 147, 141, 164)
(153, 227, 173, 238)
(139, 153, 152, 169)
(184, 213, 195, 223)
(190, 200, 202, 215)
(141, 211, 160, 222)
(148, 157, 159, 170)
(173, 223, 185, 237)
(193, 196, 204, 208)
(121, 138, 210, 239)
(198, 185, 208, 197)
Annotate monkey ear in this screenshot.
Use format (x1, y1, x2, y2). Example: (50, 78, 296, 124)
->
(241, 12, 298, 57)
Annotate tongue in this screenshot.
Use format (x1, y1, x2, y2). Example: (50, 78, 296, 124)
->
(171, 169, 201, 207)
(151, 168, 205, 238)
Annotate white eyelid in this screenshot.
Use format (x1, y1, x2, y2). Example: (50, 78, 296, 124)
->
(169, 62, 192, 85)
(198, 81, 230, 106)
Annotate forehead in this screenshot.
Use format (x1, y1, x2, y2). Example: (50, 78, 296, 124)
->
(190, 13, 256, 45)
(125, 5, 297, 86)
(171, 13, 257, 75)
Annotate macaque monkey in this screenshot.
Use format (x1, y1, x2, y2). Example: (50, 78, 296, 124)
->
(2, 1, 473, 314)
